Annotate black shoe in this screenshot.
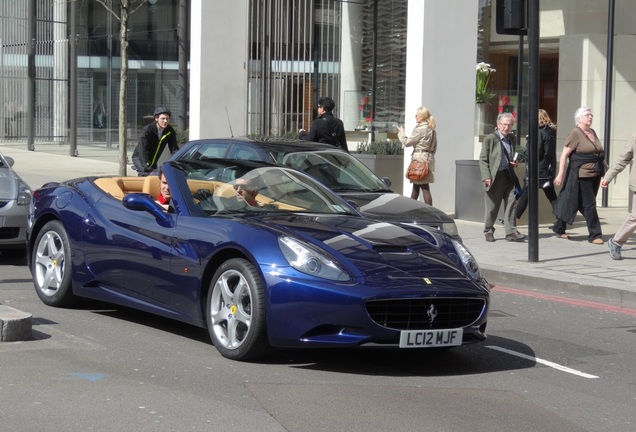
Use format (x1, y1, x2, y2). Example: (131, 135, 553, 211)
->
(485, 232, 495, 242)
(505, 231, 526, 242)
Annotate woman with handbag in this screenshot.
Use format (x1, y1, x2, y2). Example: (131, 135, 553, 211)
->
(552, 106, 607, 243)
(397, 106, 437, 205)
(515, 109, 558, 219)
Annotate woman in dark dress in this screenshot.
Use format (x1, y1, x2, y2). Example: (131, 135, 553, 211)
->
(515, 109, 558, 219)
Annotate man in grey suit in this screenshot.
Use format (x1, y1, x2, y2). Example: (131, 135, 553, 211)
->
(479, 112, 526, 242)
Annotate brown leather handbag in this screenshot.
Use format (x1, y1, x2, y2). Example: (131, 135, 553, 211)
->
(405, 160, 429, 181)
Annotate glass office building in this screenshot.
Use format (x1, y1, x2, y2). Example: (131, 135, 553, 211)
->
(0, 0, 182, 146)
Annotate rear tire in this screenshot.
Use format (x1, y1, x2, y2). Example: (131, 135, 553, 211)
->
(206, 258, 269, 361)
(31, 220, 75, 307)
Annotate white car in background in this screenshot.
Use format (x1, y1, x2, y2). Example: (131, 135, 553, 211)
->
(0, 152, 32, 257)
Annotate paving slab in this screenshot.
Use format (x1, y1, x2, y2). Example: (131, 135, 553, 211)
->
(456, 208, 636, 304)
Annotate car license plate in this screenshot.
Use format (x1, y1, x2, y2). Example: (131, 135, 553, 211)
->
(399, 329, 463, 348)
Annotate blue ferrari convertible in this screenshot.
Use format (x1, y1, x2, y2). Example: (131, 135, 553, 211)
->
(27, 159, 489, 361)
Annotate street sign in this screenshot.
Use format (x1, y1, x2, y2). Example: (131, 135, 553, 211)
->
(496, 0, 528, 35)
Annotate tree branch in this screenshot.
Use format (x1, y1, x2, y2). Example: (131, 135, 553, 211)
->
(130, 0, 148, 15)
(94, 0, 120, 22)
(93, 0, 147, 21)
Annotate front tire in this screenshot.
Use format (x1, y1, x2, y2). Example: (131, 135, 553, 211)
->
(31, 220, 75, 307)
(206, 258, 269, 361)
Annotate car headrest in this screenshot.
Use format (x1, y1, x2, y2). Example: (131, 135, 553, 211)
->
(142, 175, 161, 199)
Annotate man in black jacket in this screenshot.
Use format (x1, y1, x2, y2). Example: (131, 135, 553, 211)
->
(298, 97, 348, 152)
(132, 107, 179, 176)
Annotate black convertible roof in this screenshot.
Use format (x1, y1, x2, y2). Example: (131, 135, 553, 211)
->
(185, 137, 342, 154)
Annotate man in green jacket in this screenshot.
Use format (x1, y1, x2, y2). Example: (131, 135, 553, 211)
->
(479, 112, 525, 242)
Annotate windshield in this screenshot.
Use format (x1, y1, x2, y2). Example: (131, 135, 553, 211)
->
(280, 151, 391, 192)
(172, 161, 358, 216)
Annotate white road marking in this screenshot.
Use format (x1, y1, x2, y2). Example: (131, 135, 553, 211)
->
(486, 345, 599, 379)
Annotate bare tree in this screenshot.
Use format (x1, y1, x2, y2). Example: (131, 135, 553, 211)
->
(95, 0, 147, 175)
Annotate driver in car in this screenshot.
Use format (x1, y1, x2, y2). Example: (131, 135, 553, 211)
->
(156, 168, 174, 212)
(192, 177, 262, 211)
(234, 178, 260, 207)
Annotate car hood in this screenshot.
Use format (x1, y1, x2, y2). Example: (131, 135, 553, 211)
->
(255, 214, 473, 286)
(339, 191, 453, 224)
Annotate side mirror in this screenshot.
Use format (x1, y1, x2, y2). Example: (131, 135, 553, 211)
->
(123, 193, 174, 226)
(381, 177, 392, 188)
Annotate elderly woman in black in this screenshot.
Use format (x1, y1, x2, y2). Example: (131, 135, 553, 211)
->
(552, 106, 607, 243)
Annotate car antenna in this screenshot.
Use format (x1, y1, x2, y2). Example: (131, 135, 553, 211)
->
(225, 106, 234, 137)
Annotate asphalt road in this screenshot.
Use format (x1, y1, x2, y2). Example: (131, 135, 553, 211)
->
(1, 255, 635, 432)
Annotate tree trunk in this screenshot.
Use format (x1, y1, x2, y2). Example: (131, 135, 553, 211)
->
(117, 3, 130, 176)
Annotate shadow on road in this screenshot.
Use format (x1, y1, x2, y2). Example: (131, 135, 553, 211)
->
(70, 303, 536, 376)
(261, 334, 535, 377)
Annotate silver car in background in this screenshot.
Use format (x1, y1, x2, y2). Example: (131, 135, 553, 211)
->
(0, 152, 32, 257)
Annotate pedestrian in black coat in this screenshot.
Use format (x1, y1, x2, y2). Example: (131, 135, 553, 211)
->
(132, 107, 179, 176)
(515, 109, 558, 219)
(299, 97, 348, 152)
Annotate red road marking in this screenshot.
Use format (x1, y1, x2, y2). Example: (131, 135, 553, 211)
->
(492, 286, 636, 317)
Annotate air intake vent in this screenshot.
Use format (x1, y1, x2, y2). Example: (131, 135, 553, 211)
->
(366, 298, 486, 330)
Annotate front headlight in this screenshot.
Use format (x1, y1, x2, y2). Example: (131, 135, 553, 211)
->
(278, 236, 351, 282)
(451, 239, 481, 280)
(16, 180, 32, 206)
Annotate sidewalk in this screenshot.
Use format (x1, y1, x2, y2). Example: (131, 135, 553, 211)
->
(456, 214, 636, 304)
(2, 141, 635, 305)
(0, 141, 132, 190)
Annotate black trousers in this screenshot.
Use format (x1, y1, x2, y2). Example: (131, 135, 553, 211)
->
(514, 181, 558, 219)
(552, 176, 602, 240)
